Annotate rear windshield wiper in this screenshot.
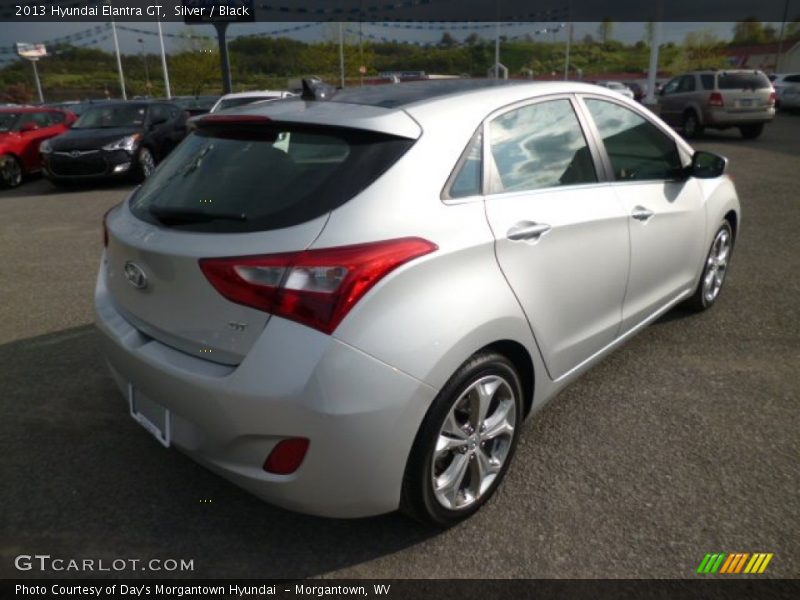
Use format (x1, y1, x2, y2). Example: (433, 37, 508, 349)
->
(148, 205, 248, 225)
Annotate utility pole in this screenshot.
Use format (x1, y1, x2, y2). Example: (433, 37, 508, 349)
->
(31, 59, 44, 103)
(338, 22, 345, 88)
(110, 12, 127, 99)
(214, 22, 232, 94)
(494, 22, 501, 79)
(564, 23, 573, 80)
(157, 20, 171, 98)
(138, 37, 151, 95)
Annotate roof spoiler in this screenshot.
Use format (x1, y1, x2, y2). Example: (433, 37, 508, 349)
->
(301, 78, 338, 101)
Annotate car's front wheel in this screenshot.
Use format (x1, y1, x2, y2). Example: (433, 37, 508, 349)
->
(401, 352, 523, 527)
(687, 220, 734, 312)
(0, 154, 23, 188)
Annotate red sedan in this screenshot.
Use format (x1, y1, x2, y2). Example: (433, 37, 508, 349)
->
(0, 107, 76, 188)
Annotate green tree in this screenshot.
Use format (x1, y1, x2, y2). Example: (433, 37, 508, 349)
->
(733, 18, 768, 44)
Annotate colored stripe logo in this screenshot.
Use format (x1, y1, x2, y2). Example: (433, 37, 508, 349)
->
(696, 553, 773, 574)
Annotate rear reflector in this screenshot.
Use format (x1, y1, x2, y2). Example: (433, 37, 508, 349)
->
(263, 438, 310, 475)
(199, 237, 437, 334)
(708, 92, 724, 107)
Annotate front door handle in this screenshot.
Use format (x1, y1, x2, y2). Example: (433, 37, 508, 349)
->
(507, 221, 552, 241)
(631, 206, 655, 222)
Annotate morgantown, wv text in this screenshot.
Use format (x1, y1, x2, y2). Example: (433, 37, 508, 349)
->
(15, 583, 393, 597)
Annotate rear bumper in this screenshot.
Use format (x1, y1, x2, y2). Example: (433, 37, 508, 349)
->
(704, 107, 775, 126)
(94, 258, 437, 518)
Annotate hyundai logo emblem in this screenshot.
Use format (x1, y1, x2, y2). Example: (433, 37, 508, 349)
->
(123, 261, 148, 290)
(70, 150, 81, 158)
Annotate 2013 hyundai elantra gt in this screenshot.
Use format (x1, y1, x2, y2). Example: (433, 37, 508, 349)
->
(95, 80, 740, 526)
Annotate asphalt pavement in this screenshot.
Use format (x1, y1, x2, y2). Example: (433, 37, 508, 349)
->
(1, 113, 798, 579)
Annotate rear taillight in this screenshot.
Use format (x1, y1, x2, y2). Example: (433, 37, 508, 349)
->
(263, 438, 309, 475)
(199, 238, 437, 334)
(708, 92, 724, 107)
(768, 91, 776, 106)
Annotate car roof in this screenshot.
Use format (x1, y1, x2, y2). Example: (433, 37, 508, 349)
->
(328, 78, 519, 108)
(0, 106, 65, 113)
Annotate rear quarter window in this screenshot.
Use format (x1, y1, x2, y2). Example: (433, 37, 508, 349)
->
(717, 72, 771, 90)
(129, 125, 414, 233)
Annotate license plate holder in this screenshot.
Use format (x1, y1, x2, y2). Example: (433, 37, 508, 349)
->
(128, 384, 171, 448)
(739, 98, 754, 107)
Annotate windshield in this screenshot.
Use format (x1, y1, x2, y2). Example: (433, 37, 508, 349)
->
(129, 125, 414, 233)
(717, 72, 771, 90)
(0, 112, 22, 132)
(73, 104, 147, 129)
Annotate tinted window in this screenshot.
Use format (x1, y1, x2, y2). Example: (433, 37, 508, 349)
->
(662, 78, 680, 95)
(448, 131, 482, 199)
(29, 112, 52, 127)
(784, 75, 800, 83)
(700, 75, 715, 90)
(717, 72, 771, 90)
(217, 97, 275, 111)
(129, 125, 414, 233)
(149, 105, 170, 124)
(74, 104, 147, 128)
(489, 99, 597, 193)
(677, 75, 696, 92)
(49, 111, 66, 124)
(585, 99, 682, 181)
(0, 113, 22, 132)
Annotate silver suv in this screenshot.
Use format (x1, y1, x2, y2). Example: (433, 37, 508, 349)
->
(658, 70, 775, 139)
(96, 80, 740, 526)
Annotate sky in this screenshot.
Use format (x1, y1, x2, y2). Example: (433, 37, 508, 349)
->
(0, 21, 757, 58)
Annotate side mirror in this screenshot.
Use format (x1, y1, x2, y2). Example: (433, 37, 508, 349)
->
(19, 121, 38, 132)
(690, 151, 728, 179)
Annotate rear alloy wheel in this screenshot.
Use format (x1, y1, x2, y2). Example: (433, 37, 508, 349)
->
(137, 147, 156, 180)
(682, 111, 703, 139)
(401, 352, 523, 527)
(687, 221, 733, 312)
(739, 124, 764, 139)
(0, 154, 23, 188)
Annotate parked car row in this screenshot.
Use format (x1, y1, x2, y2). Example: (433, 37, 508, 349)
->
(0, 90, 295, 188)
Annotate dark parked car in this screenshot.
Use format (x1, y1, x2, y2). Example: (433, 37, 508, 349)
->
(41, 101, 187, 185)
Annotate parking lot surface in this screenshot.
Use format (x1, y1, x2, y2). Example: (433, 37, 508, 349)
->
(1, 114, 798, 579)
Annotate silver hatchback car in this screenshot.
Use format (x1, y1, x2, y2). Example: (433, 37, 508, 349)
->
(96, 80, 740, 526)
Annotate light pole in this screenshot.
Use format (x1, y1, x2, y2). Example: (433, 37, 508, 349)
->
(138, 37, 151, 95)
(109, 3, 127, 100)
(157, 20, 171, 98)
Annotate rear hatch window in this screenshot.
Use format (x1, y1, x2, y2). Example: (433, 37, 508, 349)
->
(129, 123, 414, 233)
(717, 72, 771, 90)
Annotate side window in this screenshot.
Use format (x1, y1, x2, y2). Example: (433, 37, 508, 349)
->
(448, 130, 482, 199)
(488, 99, 597, 194)
(30, 112, 52, 127)
(677, 75, 696, 93)
(700, 74, 715, 90)
(584, 99, 682, 181)
(49, 111, 65, 125)
(149, 105, 168, 125)
(662, 78, 680, 95)
(785, 75, 800, 83)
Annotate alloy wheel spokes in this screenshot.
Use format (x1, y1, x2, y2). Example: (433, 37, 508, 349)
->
(432, 374, 517, 510)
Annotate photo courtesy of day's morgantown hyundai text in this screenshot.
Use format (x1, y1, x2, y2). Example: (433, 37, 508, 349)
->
(95, 79, 739, 527)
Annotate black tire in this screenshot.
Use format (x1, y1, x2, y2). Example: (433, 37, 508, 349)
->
(739, 124, 764, 139)
(0, 154, 23, 188)
(136, 146, 156, 181)
(401, 352, 524, 527)
(686, 220, 734, 312)
(682, 111, 703, 139)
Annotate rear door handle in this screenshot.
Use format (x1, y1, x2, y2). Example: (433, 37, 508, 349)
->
(506, 221, 552, 241)
(631, 206, 655, 222)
